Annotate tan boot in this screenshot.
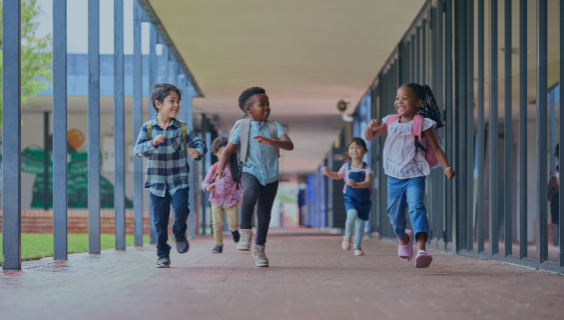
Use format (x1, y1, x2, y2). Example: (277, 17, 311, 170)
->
(252, 244, 269, 267)
(237, 229, 252, 251)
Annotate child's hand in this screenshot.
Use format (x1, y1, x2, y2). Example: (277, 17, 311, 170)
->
(253, 136, 274, 146)
(321, 167, 328, 175)
(212, 169, 226, 181)
(347, 179, 356, 187)
(188, 149, 200, 159)
(205, 183, 216, 192)
(152, 134, 165, 146)
(445, 167, 455, 180)
(368, 119, 382, 130)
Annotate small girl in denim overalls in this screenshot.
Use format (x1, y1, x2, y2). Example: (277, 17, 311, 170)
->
(322, 137, 373, 256)
(364, 83, 455, 268)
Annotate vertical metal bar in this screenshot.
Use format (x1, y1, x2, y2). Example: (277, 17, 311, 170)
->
(148, 24, 157, 244)
(422, 20, 427, 85)
(88, 0, 101, 254)
(478, 0, 486, 254)
(160, 46, 169, 82)
(437, 0, 445, 246)
(411, 34, 415, 82)
(114, 0, 126, 250)
(559, 0, 564, 268)
(432, 4, 438, 242)
(2, 0, 22, 271)
(518, 0, 528, 259)
(489, 0, 499, 257)
(550, 94, 556, 171)
(417, 26, 421, 83)
(467, 0, 475, 251)
(455, 0, 468, 251)
(43, 112, 50, 210)
(133, 0, 144, 247)
(184, 86, 195, 239)
(53, 0, 68, 260)
(445, 0, 453, 247)
(536, 0, 548, 265)
(503, 0, 513, 257)
(201, 114, 208, 235)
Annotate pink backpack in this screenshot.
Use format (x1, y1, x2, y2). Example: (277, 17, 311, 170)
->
(385, 114, 439, 168)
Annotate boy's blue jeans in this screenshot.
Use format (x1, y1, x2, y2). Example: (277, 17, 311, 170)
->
(150, 186, 190, 258)
(386, 176, 429, 240)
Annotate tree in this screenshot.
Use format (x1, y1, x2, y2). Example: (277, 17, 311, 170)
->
(0, 0, 53, 124)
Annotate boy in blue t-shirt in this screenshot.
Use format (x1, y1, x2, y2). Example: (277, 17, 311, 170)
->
(213, 87, 294, 267)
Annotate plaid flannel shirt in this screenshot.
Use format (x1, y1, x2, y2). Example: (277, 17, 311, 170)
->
(134, 117, 207, 197)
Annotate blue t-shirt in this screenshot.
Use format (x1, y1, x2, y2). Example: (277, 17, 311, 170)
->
(229, 120, 286, 186)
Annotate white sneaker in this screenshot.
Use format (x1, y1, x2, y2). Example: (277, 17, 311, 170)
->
(252, 244, 269, 267)
(237, 229, 252, 251)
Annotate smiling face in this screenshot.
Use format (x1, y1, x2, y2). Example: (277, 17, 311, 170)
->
(348, 142, 367, 160)
(155, 90, 181, 119)
(395, 86, 423, 118)
(245, 93, 270, 122)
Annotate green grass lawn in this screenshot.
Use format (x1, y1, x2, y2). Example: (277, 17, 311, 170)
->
(0, 234, 151, 265)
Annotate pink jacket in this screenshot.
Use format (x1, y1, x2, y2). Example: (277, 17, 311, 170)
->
(202, 163, 244, 207)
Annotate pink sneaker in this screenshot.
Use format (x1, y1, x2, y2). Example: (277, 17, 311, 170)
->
(354, 247, 364, 256)
(342, 236, 351, 250)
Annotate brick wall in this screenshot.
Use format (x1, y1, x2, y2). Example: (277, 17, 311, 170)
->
(0, 210, 161, 235)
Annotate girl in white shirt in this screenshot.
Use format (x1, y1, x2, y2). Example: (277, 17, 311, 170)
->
(364, 83, 455, 268)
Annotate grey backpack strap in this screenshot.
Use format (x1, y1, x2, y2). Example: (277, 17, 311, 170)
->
(265, 120, 280, 157)
(231, 119, 251, 166)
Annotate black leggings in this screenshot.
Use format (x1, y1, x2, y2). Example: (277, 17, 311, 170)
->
(240, 173, 279, 245)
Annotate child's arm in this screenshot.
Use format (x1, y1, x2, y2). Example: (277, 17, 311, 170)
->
(212, 142, 237, 181)
(185, 126, 208, 161)
(364, 119, 387, 141)
(202, 164, 217, 192)
(347, 173, 373, 189)
(134, 124, 162, 158)
(253, 133, 294, 151)
(423, 129, 456, 180)
(321, 167, 343, 180)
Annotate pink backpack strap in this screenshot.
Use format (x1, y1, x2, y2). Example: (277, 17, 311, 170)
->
(385, 114, 402, 133)
(411, 114, 424, 143)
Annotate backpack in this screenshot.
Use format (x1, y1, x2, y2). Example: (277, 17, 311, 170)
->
(146, 120, 188, 158)
(385, 114, 439, 168)
(228, 118, 280, 183)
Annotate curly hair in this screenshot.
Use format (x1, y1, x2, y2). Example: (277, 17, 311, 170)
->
(402, 83, 443, 129)
(238, 87, 266, 113)
(150, 83, 182, 113)
(211, 136, 229, 154)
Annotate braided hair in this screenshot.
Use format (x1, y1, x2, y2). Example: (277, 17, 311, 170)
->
(402, 83, 444, 129)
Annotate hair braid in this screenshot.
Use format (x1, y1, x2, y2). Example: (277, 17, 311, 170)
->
(403, 83, 444, 129)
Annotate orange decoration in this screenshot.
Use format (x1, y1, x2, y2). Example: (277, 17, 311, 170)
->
(67, 129, 85, 150)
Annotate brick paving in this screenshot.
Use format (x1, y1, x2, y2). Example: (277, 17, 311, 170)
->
(1, 228, 563, 320)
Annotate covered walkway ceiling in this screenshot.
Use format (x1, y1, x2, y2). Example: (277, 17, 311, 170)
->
(148, 0, 426, 175)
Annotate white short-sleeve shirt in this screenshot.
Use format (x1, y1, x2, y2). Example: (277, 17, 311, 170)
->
(382, 115, 436, 179)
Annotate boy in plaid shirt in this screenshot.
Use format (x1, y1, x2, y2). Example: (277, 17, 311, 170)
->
(134, 83, 207, 268)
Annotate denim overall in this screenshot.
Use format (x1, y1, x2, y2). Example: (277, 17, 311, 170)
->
(344, 162, 372, 221)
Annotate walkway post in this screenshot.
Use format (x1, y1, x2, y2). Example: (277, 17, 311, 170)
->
(148, 25, 158, 244)
(489, 0, 499, 257)
(53, 0, 68, 260)
(478, 0, 486, 254)
(185, 86, 196, 239)
(559, 0, 564, 268)
(536, 0, 548, 266)
(518, 0, 528, 259)
(2, 0, 22, 271)
(466, 0, 474, 252)
(133, 0, 144, 247)
(503, 0, 513, 257)
(114, 0, 126, 251)
(445, 0, 453, 249)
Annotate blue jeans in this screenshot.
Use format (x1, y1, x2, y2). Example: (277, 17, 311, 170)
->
(386, 176, 429, 240)
(345, 209, 366, 248)
(150, 186, 190, 258)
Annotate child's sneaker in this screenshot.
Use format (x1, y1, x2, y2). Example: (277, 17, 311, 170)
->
(342, 236, 351, 250)
(354, 247, 364, 256)
(232, 230, 241, 243)
(212, 245, 223, 253)
(156, 256, 171, 268)
(237, 229, 252, 251)
(252, 244, 269, 267)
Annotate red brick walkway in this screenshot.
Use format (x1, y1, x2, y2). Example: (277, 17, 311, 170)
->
(1, 228, 563, 320)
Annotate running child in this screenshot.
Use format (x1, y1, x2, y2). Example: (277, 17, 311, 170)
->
(212, 87, 294, 267)
(364, 83, 455, 268)
(321, 137, 373, 256)
(202, 136, 243, 253)
(134, 83, 208, 268)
